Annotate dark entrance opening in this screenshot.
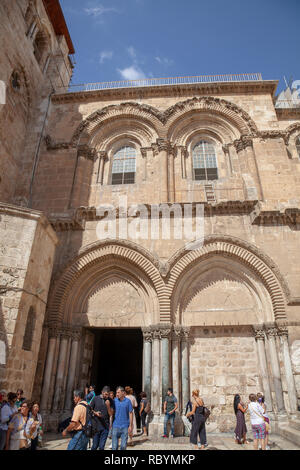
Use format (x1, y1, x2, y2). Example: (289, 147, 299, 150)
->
(90, 328, 143, 396)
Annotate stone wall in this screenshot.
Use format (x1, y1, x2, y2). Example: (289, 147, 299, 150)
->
(0, 204, 57, 397)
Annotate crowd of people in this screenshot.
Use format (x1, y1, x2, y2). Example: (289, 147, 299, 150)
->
(0, 385, 271, 451)
(0, 390, 43, 450)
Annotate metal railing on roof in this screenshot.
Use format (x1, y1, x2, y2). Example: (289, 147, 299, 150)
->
(275, 100, 300, 109)
(56, 72, 263, 94)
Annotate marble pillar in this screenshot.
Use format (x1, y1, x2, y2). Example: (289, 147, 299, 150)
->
(160, 324, 172, 401)
(40, 326, 59, 411)
(64, 328, 81, 411)
(277, 325, 298, 413)
(142, 327, 152, 401)
(181, 327, 190, 411)
(253, 325, 273, 411)
(151, 326, 161, 416)
(52, 328, 70, 411)
(265, 326, 285, 412)
(172, 326, 181, 412)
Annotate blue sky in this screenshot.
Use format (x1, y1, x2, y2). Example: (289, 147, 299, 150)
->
(60, 0, 300, 94)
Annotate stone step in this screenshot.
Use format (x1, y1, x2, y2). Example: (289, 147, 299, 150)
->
(289, 418, 300, 432)
(278, 425, 300, 447)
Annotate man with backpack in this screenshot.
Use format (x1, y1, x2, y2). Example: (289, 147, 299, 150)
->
(89, 386, 114, 450)
(62, 390, 90, 450)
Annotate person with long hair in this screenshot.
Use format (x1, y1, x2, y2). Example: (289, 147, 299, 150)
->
(186, 390, 207, 450)
(25, 401, 43, 450)
(125, 386, 138, 445)
(233, 394, 248, 445)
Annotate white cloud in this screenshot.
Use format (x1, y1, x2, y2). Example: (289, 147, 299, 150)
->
(100, 50, 113, 64)
(155, 56, 174, 67)
(84, 4, 120, 18)
(117, 65, 146, 80)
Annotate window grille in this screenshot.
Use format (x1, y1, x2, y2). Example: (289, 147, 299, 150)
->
(111, 146, 136, 185)
(192, 141, 218, 181)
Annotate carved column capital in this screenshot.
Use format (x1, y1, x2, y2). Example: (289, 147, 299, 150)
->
(140, 147, 151, 158)
(265, 324, 278, 338)
(233, 135, 253, 152)
(276, 324, 289, 338)
(46, 323, 60, 339)
(159, 324, 172, 339)
(150, 324, 162, 340)
(181, 326, 191, 341)
(142, 327, 152, 342)
(98, 150, 108, 161)
(59, 325, 72, 340)
(172, 325, 183, 341)
(252, 324, 265, 340)
(77, 145, 98, 161)
(71, 327, 82, 341)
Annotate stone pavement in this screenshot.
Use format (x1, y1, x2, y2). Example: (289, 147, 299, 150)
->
(41, 432, 300, 451)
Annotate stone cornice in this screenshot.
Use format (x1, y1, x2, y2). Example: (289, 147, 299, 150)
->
(51, 80, 279, 104)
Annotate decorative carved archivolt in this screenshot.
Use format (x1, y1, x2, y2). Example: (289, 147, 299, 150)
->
(47, 235, 289, 327)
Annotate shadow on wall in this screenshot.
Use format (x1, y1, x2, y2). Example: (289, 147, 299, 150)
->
(0, 298, 9, 389)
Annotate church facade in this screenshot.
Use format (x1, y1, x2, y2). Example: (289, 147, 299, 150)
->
(1, 0, 300, 435)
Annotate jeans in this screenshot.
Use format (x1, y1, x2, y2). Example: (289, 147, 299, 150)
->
(67, 430, 89, 450)
(112, 427, 128, 450)
(91, 428, 109, 450)
(164, 412, 175, 436)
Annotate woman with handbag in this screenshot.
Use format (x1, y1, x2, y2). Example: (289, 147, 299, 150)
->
(186, 390, 207, 450)
(5, 401, 30, 450)
(248, 394, 266, 451)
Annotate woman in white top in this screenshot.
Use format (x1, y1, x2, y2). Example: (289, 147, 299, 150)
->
(247, 393, 266, 450)
(6, 401, 30, 450)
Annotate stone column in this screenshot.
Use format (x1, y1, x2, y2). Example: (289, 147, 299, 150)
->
(265, 325, 285, 412)
(181, 327, 191, 411)
(141, 148, 150, 181)
(253, 325, 272, 411)
(151, 325, 161, 416)
(160, 324, 172, 401)
(178, 146, 188, 179)
(168, 148, 176, 203)
(64, 328, 81, 411)
(52, 327, 71, 411)
(277, 325, 298, 413)
(156, 139, 169, 203)
(40, 325, 59, 411)
(172, 326, 181, 413)
(142, 327, 152, 400)
(97, 151, 108, 184)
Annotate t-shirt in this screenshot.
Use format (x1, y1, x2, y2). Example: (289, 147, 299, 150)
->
(140, 399, 148, 413)
(113, 397, 133, 429)
(71, 401, 88, 431)
(248, 402, 265, 426)
(90, 395, 112, 431)
(164, 395, 178, 413)
(0, 403, 18, 431)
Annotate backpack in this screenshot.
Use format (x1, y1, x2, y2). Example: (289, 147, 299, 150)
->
(144, 400, 151, 414)
(79, 403, 98, 438)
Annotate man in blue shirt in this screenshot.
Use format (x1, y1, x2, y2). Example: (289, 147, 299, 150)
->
(112, 386, 133, 450)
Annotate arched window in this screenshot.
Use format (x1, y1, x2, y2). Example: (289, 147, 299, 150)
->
(296, 136, 300, 159)
(111, 146, 136, 184)
(192, 140, 218, 181)
(22, 307, 36, 351)
(33, 30, 49, 67)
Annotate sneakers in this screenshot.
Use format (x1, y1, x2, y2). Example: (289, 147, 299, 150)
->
(170, 435, 174, 438)
(162, 435, 168, 438)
